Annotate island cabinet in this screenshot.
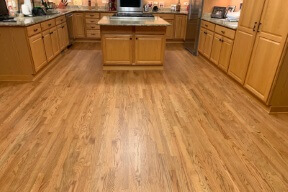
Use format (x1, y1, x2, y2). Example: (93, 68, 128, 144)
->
(29, 33, 47, 72)
(174, 15, 187, 40)
(101, 26, 167, 69)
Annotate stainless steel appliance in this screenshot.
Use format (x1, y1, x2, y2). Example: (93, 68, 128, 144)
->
(117, 0, 143, 13)
(184, 0, 204, 55)
(66, 13, 74, 47)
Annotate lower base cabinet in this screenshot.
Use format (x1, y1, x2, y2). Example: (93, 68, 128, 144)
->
(135, 35, 165, 65)
(29, 34, 47, 72)
(102, 35, 133, 65)
(198, 28, 214, 58)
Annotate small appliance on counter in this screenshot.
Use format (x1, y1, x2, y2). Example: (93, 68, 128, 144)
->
(0, 0, 15, 22)
(211, 6, 226, 18)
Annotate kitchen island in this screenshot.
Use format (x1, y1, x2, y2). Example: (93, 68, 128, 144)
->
(98, 16, 170, 70)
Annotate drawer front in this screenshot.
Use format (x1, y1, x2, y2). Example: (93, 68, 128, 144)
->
(86, 30, 100, 38)
(100, 13, 114, 18)
(201, 20, 215, 31)
(86, 24, 100, 30)
(215, 25, 235, 39)
(153, 14, 174, 20)
(85, 13, 100, 18)
(27, 24, 42, 37)
(56, 16, 66, 25)
(86, 18, 98, 24)
(41, 19, 56, 31)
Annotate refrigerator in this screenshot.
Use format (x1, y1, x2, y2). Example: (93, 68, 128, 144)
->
(184, 0, 204, 56)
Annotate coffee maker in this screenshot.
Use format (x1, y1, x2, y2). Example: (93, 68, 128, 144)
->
(108, 0, 116, 11)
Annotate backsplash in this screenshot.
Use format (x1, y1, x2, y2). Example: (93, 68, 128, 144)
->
(6, 0, 242, 15)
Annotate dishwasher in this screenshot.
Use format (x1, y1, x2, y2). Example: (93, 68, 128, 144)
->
(65, 13, 74, 47)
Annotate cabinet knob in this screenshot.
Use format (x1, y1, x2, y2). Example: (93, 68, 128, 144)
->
(205, 24, 208, 27)
(136, 37, 138, 40)
(34, 29, 38, 32)
(48, 24, 51, 26)
(130, 37, 132, 40)
(253, 22, 258, 32)
(221, 31, 225, 34)
(258, 22, 262, 32)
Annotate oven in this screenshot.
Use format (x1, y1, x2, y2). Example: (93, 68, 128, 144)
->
(117, 0, 143, 13)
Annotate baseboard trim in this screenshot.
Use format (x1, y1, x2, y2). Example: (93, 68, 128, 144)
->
(103, 65, 164, 71)
(269, 106, 288, 113)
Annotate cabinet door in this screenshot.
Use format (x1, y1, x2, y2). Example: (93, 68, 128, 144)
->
(203, 30, 214, 58)
(166, 19, 174, 39)
(238, 0, 266, 34)
(198, 28, 206, 54)
(244, 35, 284, 102)
(218, 37, 233, 72)
(73, 13, 85, 38)
(57, 25, 64, 51)
(210, 34, 222, 65)
(228, 30, 255, 83)
(228, 0, 266, 84)
(174, 15, 187, 39)
(29, 34, 47, 72)
(42, 30, 54, 62)
(135, 35, 165, 65)
(102, 34, 133, 65)
(50, 27, 61, 56)
(62, 23, 69, 48)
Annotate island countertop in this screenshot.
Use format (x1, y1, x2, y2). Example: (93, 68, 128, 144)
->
(98, 16, 170, 26)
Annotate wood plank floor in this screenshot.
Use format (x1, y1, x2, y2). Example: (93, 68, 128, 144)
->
(0, 43, 288, 192)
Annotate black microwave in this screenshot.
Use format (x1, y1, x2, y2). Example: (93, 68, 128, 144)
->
(117, 0, 143, 13)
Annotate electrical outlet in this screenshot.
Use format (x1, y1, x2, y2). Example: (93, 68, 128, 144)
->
(183, 2, 188, 6)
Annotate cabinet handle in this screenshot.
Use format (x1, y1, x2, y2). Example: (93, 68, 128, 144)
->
(136, 37, 138, 40)
(205, 24, 208, 27)
(221, 30, 225, 34)
(62, 26, 64, 29)
(257, 22, 262, 32)
(50, 32, 53, 34)
(204, 31, 207, 34)
(219, 38, 222, 42)
(253, 22, 258, 32)
(48, 23, 51, 26)
(34, 29, 38, 32)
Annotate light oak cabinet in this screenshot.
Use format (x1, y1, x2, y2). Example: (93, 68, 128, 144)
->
(174, 15, 187, 39)
(228, 0, 266, 84)
(73, 13, 85, 38)
(244, 0, 288, 102)
(42, 30, 54, 62)
(29, 34, 47, 72)
(57, 23, 69, 50)
(135, 35, 165, 65)
(50, 27, 61, 56)
(102, 34, 133, 65)
(210, 34, 233, 71)
(166, 19, 174, 39)
(198, 28, 214, 58)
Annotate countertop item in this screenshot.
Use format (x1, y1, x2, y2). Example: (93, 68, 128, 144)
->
(98, 16, 170, 26)
(201, 13, 238, 30)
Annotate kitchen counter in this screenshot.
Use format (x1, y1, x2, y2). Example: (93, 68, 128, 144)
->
(98, 16, 170, 26)
(0, 7, 187, 27)
(201, 14, 238, 30)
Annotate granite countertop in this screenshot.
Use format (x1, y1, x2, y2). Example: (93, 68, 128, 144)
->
(0, 6, 187, 27)
(98, 16, 170, 26)
(201, 14, 238, 30)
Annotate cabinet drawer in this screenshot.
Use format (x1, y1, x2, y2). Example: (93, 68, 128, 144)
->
(41, 19, 56, 31)
(86, 18, 99, 24)
(85, 13, 100, 18)
(86, 30, 100, 38)
(153, 14, 174, 20)
(27, 24, 42, 37)
(100, 13, 114, 17)
(201, 20, 215, 31)
(56, 16, 66, 25)
(86, 24, 100, 30)
(135, 26, 166, 35)
(215, 25, 235, 39)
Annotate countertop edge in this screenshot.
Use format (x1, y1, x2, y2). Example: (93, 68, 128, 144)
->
(201, 17, 238, 30)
